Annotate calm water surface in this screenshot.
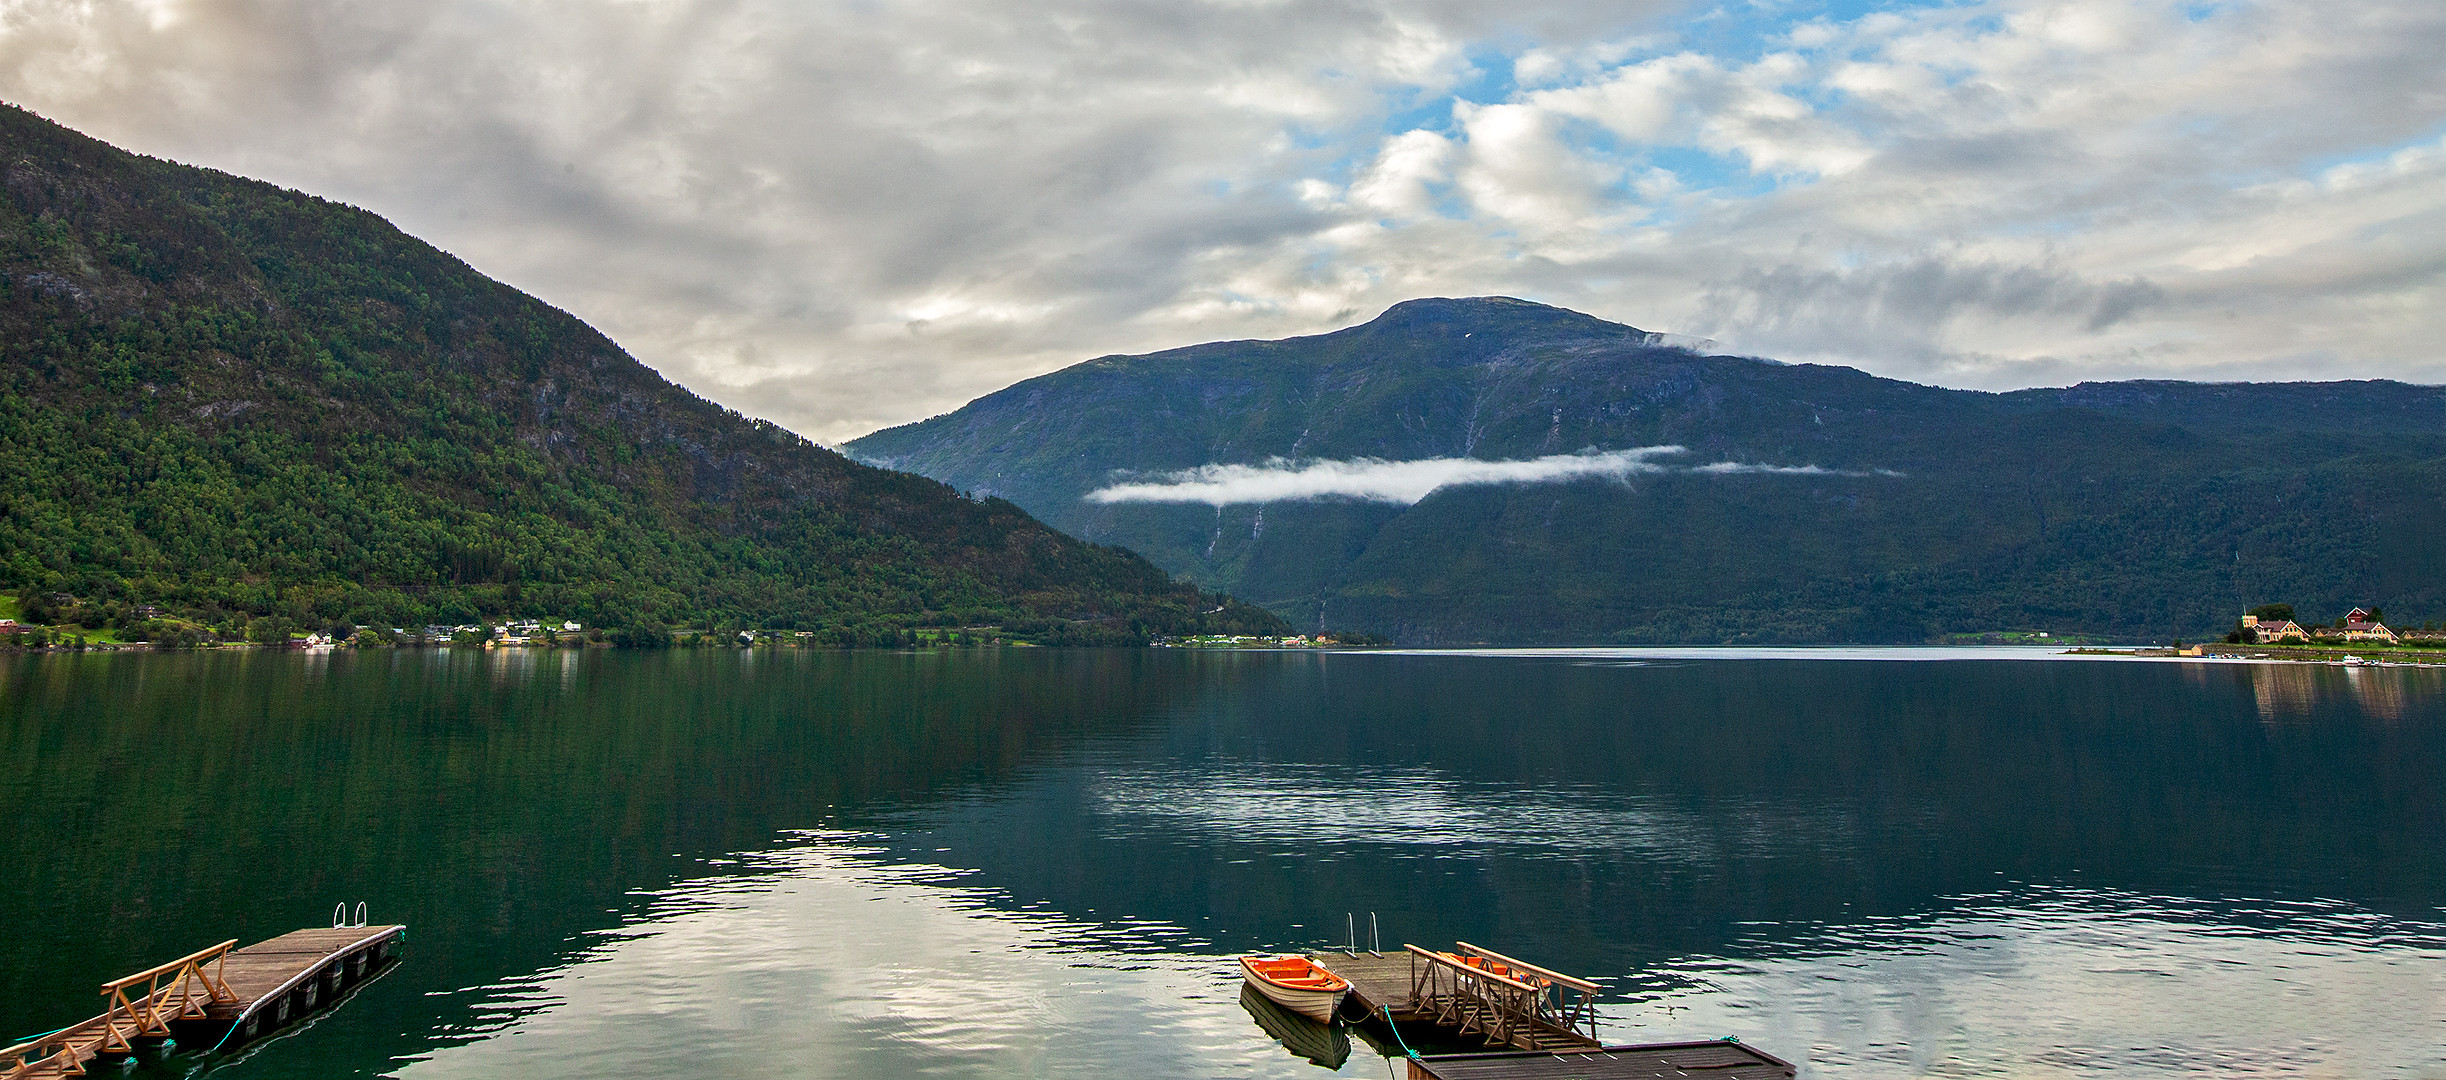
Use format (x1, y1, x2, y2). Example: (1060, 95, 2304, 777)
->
(2, 649, 2442, 1078)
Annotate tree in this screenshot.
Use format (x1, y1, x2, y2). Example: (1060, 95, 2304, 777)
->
(2248, 603, 2295, 624)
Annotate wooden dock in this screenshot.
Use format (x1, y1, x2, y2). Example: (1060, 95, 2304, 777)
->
(1312, 943, 1603, 1053)
(1406, 1041, 1795, 1080)
(1309, 951, 1423, 1021)
(2, 923, 404, 1079)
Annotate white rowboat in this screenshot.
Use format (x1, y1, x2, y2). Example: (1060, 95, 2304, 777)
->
(1238, 954, 1349, 1024)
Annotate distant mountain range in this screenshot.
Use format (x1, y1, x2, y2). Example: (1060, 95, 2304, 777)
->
(848, 297, 2446, 644)
(0, 104, 1285, 643)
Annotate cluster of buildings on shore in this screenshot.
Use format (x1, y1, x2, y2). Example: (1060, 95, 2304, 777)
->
(308, 620, 592, 646)
(462, 620, 585, 646)
(2239, 608, 2443, 647)
(1158, 634, 1333, 648)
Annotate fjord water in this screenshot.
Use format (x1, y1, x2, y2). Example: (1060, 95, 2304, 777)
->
(3, 650, 2441, 1078)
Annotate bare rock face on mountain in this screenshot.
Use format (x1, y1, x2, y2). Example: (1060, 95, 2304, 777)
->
(850, 297, 2446, 644)
(0, 103, 1284, 642)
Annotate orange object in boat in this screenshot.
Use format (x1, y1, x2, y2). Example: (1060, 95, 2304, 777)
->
(1238, 954, 1351, 1023)
(1442, 951, 1552, 988)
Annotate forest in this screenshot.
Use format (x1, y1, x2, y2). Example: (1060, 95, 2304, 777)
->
(0, 104, 1287, 646)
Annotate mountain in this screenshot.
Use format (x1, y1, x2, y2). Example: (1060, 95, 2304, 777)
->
(847, 297, 2446, 644)
(0, 104, 1286, 644)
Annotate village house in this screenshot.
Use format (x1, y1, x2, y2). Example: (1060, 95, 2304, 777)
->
(2315, 607, 2399, 645)
(2239, 614, 2309, 644)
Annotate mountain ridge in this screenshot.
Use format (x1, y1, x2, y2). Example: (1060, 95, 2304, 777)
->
(848, 297, 2446, 644)
(0, 102, 1287, 644)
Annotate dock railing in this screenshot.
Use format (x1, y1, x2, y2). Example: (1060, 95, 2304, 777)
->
(1, 940, 238, 1079)
(0, 1031, 78, 1080)
(1453, 941, 1602, 1044)
(99, 939, 240, 1052)
(1402, 943, 1603, 1052)
(1402, 945, 1585, 1051)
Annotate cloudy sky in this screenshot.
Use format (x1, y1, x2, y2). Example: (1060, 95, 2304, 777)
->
(4, 0, 2442, 442)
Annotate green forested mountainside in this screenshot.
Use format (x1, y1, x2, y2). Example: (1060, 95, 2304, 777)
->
(0, 104, 1285, 644)
(848, 297, 2446, 644)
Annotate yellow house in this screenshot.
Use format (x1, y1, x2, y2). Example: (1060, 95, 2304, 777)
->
(2239, 614, 2308, 644)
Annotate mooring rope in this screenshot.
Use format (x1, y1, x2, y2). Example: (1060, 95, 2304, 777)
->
(206, 1008, 248, 1054)
(1379, 1004, 1421, 1060)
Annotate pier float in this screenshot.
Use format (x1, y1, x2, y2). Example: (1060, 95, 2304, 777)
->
(2, 920, 404, 1078)
(1403, 1040, 1795, 1080)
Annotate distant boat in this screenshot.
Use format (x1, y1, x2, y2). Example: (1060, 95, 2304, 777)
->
(1238, 954, 1350, 1023)
(2342, 655, 2376, 666)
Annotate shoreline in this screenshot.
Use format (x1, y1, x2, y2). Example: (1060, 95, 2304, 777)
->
(10, 641, 2444, 668)
(1349, 644, 2446, 667)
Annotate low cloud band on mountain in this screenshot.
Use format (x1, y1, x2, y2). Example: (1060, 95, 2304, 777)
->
(1086, 447, 1864, 506)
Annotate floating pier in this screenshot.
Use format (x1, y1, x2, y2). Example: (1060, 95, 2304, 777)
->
(1312, 941, 1603, 1053)
(2, 922, 404, 1078)
(1404, 1041, 1795, 1080)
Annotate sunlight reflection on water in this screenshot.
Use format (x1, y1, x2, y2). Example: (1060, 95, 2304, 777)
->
(396, 834, 1379, 1080)
(1086, 763, 1864, 860)
(1616, 889, 2446, 1077)
(397, 835, 2446, 1080)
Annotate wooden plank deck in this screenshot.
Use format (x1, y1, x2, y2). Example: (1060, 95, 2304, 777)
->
(4, 925, 405, 1079)
(1310, 951, 1425, 1022)
(1406, 1041, 1796, 1080)
(201, 926, 405, 1023)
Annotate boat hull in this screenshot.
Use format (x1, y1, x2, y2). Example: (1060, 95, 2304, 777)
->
(1240, 956, 1349, 1024)
(1240, 984, 1352, 1068)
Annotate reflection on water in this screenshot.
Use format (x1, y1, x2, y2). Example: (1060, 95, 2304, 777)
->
(1238, 984, 1350, 1070)
(1617, 887, 2446, 1077)
(3, 649, 2445, 1078)
(1088, 763, 1863, 861)
(2245, 661, 2446, 722)
(396, 841, 2446, 1080)
(397, 835, 1368, 1080)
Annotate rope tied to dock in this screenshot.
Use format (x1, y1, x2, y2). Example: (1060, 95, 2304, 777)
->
(1379, 1004, 1420, 1060)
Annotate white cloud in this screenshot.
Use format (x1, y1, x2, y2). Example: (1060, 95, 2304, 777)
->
(1348, 128, 1454, 218)
(1084, 447, 1877, 506)
(3, 0, 2443, 441)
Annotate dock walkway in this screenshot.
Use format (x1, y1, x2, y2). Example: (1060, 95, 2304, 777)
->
(1405, 1041, 1795, 1080)
(3, 923, 404, 1079)
(1309, 951, 1421, 1021)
